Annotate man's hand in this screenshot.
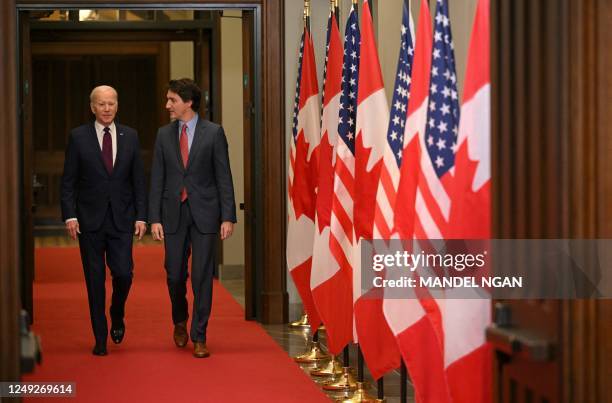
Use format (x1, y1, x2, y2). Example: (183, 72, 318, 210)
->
(220, 221, 234, 240)
(151, 223, 164, 241)
(134, 221, 147, 240)
(66, 220, 80, 240)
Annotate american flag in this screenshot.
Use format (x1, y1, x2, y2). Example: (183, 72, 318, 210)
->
(287, 25, 322, 331)
(337, 9, 360, 157)
(414, 0, 460, 240)
(327, 4, 359, 348)
(374, 0, 415, 240)
(384, 0, 454, 401)
(291, 36, 304, 141)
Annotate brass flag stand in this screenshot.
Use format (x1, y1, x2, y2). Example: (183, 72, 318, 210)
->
(289, 312, 311, 329)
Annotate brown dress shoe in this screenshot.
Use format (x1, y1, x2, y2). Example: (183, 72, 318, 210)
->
(173, 321, 188, 348)
(193, 342, 210, 358)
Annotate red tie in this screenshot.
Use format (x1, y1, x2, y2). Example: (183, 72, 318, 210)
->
(102, 127, 113, 174)
(180, 124, 189, 201)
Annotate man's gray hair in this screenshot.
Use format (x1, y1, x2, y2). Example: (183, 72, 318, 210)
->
(90, 85, 118, 103)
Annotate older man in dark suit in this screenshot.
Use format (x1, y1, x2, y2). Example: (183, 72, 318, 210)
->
(60, 85, 147, 356)
(149, 78, 236, 358)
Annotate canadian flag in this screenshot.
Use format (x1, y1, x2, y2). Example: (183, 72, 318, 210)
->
(310, 10, 351, 355)
(353, 0, 401, 380)
(445, 0, 492, 400)
(287, 27, 322, 331)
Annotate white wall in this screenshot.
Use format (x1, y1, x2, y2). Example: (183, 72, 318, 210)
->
(376, 0, 478, 105)
(170, 41, 194, 79)
(221, 10, 245, 266)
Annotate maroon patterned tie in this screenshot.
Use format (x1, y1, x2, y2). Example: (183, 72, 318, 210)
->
(102, 127, 113, 174)
(180, 124, 189, 201)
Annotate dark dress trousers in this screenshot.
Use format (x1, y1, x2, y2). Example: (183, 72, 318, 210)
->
(60, 122, 147, 345)
(149, 118, 236, 343)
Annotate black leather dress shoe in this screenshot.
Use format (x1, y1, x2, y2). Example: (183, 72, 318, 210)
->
(92, 344, 107, 356)
(110, 324, 125, 344)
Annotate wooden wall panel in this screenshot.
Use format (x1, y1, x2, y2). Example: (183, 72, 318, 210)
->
(596, 0, 612, 399)
(0, 0, 21, 382)
(492, 0, 611, 402)
(260, 0, 287, 324)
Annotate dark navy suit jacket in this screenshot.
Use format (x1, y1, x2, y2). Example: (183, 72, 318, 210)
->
(60, 122, 147, 232)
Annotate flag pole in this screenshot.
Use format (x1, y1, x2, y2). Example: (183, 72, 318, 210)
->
(325, 0, 362, 397)
(340, 1, 386, 401)
(400, 361, 408, 402)
(288, 0, 313, 334)
(334, 347, 378, 401)
(333, 0, 340, 28)
(377, 378, 384, 401)
(304, 0, 311, 32)
(288, 312, 310, 328)
(291, 0, 329, 365)
(307, 0, 344, 380)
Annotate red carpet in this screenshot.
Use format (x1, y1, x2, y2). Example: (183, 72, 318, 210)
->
(24, 246, 329, 403)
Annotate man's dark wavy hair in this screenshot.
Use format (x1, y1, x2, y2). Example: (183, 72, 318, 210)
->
(168, 78, 201, 112)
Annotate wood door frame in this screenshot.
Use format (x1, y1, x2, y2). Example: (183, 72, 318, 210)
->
(0, 0, 285, 379)
(1, 0, 21, 382)
(15, 1, 285, 326)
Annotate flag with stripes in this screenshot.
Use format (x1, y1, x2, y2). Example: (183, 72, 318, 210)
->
(324, 4, 360, 352)
(384, 0, 453, 401)
(373, 0, 415, 241)
(287, 26, 322, 331)
(445, 0, 492, 401)
(352, 0, 401, 380)
(310, 10, 351, 355)
(416, 0, 460, 241)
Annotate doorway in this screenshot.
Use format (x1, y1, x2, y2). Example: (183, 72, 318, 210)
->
(18, 6, 261, 323)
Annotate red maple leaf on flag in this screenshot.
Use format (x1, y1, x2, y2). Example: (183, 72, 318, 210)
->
(354, 132, 383, 240)
(449, 143, 491, 239)
(291, 130, 318, 221)
(394, 137, 421, 238)
(315, 131, 335, 232)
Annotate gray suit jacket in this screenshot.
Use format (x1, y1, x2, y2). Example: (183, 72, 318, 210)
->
(148, 118, 236, 234)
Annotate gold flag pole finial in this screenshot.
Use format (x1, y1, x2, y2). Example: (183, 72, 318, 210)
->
(352, 0, 358, 6)
(304, 0, 311, 31)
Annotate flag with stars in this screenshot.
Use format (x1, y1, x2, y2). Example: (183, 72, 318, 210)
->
(384, 1, 454, 402)
(353, 0, 401, 381)
(310, 9, 351, 355)
(373, 0, 415, 241)
(326, 4, 359, 350)
(416, 0, 461, 241)
(287, 25, 322, 331)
